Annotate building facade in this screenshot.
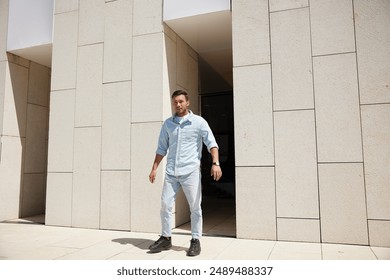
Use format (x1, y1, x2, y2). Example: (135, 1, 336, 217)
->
(0, 0, 389, 247)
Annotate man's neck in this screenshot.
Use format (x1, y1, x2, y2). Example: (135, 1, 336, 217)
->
(176, 111, 189, 118)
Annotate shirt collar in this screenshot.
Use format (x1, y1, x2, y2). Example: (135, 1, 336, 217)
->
(173, 110, 193, 124)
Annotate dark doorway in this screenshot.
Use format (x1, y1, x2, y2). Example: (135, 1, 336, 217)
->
(200, 91, 235, 237)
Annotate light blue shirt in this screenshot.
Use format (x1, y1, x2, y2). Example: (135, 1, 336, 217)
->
(156, 111, 218, 176)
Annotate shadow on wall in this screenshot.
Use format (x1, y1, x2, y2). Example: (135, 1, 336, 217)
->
(1, 53, 50, 220)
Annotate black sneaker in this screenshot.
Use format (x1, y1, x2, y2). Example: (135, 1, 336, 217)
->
(149, 236, 172, 253)
(186, 238, 201, 256)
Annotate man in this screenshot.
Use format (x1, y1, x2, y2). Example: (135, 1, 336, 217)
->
(148, 89, 222, 257)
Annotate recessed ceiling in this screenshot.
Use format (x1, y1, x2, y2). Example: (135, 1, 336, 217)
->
(164, 10, 232, 86)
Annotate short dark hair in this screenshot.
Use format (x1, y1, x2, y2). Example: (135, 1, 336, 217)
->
(171, 90, 189, 101)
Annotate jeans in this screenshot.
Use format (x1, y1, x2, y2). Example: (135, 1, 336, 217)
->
(160, 168, 202, 239)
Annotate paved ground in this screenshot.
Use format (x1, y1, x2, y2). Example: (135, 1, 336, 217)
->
(0, 217, 389, 260)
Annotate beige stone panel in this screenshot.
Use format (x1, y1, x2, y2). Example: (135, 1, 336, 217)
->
(24, 104, 49, 174)
(28, 62, 50, 107)
(0, 0, 8, 62)
(368, 220, 390, 247)
(271, 8, 313, 110)
(269, 0, 308, 12)
(319, 163, 368, 245)
(188, 56, 199, 115)
(310, 0, 355, 56)
(0, 61, 5, 134)
(103, 0, 132, 83)
(361, 104, 390, 219)
(78, 0, 105, 45)
(355, 0, 390, 104)
(20, 174, 46, 217)
(277, 218, 320, 243)
(274, 110, 319, 218)
(75, 44, 103, 127)
(233, 64, 274, 166)
(51, 11, 78, 90)
(133, 0, 163, 36)
(45, 172, 72, 226)
(163, 32, 176, 117)
(130, 122, 162, 233)
(55, 0, 79, 14)
(7, 53, 30, 68)
(313, 53, 363, 162)
(2, 62, 28, 137)
(102, 81, 131, 170)
(236, 167, 276, 240)
(47, 90, 75, 173)
(0, 136, 24, 221)
(176, 37, 189, 90)
(72, 127, 101, 229)
(232, 0, 270, 66)
(132, 33, 164, 123)
(101, 171, 131, 230)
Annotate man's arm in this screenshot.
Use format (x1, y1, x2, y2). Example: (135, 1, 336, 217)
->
(149, 154, 164, 183)
(210, 147, 222, 181)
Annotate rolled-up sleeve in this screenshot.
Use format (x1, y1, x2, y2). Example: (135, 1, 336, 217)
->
(156, 122, 169, 156)
(201, 121, 218, 152)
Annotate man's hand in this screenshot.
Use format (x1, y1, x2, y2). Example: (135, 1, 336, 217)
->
(149, 169, 157, 183)
(211, 165, 222, 181)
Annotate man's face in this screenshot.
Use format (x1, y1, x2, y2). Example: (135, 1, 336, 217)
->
(172, 94, 190, 117)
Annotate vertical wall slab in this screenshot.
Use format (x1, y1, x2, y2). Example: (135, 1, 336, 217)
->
(102, 81, 131, 170)
(354, 0, 390, 104)
(20, 173, 46, 217)
(236, 167, 276, 240)
(75, 44, 103, 127)
(187, 50, 198, 113)
(0, 136, 24, 221)
(103, 0, 133, 83)
(27, 62, 50, 107)
(274, 110, 319, 218)
(233, 64, 274, 166)
(78, 0, 105, 46)
(46, 172, 72, 226)
(277, 218, 320, 243)
(130, 122, 162, 233)
(51, 10, 78, 90)
(310, 0, 355, 56)
(133, 0, 163, 36)
(0, 61, 5, 134)
(313, 53, 362, 163)
(47, 90, 75, 172)
(269, 0, 308, 12)
(361, 104, 390, 220)
(72, 127, 102, 228)
(270, 8, 313, 111)
(101, 171, 131, 230)
(2, 62, 28, 137)
(163, 27, 177, 106)
(368, 220, 390, 247)
(0, 0, 9, 62)
(176, 37, 189, 90)
(319, 163, 368, 245)
(24, 104, 48, 173)
(232, 0, 270, 66)
(55, 0, 79, 14)
(132, 33, 165, 122)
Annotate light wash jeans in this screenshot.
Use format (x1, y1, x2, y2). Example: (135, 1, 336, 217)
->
(160, 168, 202, 239)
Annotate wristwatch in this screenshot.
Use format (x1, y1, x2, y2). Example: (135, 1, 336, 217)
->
(212, 161, 220, 166)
